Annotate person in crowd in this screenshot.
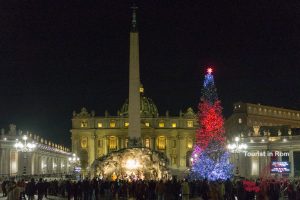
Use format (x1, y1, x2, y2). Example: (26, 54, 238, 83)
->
(16, 179, 26, 200)
(201, 179, 210, 200)
(181, 179, 190, 200)
(7, 178, 17, 200)
(65, 179, 72, 200)
(2, 179, 8, 197)
(224, 178, 233, 200)
(25, 178, 36, 200)
(44, 179, 50, 198)
(36, 178, 45, 200)
(155, 180, 165, 200)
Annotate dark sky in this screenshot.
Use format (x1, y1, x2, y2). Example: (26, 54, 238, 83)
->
(0, 1, 300, 147)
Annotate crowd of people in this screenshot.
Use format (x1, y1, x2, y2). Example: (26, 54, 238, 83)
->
(1, 176, 300, 200)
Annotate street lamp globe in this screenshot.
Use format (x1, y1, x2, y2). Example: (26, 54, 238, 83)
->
(14, 135, 37, 152)
(227, 136, 248, 176)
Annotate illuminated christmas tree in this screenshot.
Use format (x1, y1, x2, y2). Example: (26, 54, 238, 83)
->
(191, 68, 233, 181)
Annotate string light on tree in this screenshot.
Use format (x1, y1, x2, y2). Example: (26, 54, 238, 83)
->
(191, 67, 233, 181)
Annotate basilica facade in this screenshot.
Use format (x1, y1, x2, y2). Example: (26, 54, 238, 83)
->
(71, 91, 197, 175)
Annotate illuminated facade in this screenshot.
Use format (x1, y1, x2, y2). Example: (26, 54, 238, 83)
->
(225, 102, 300, 138)
(71, 102, 197, 175)
(71, 7, 197, 176)
(225, 102, 300, 178)
(0, 124, 71, 177)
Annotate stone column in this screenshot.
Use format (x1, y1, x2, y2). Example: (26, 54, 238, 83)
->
(0, 149, 2, 175)
(103, 137, 108, 155)
(88, 135, 95, 166)
(178, 135, 186, 168)
(289, 150, 294, 177)
(151, 137, 156, 150)
(166, 137, 171, 162)
(94, 134, 98, 159)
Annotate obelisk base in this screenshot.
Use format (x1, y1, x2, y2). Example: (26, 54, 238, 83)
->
(128, 137, 142, 148)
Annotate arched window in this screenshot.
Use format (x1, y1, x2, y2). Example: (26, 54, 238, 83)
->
(109, 136, 117, 150)
(145, 138, 150, 148)
(186, 151, 192, 167)
(187, 138, 193, 149)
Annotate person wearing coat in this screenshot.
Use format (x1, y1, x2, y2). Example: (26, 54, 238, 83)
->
(25, 178, 36, 200)
(181, 179, 190, 200)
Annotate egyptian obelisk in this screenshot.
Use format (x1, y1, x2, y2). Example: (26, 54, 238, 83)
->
(128, 5, 141, 146)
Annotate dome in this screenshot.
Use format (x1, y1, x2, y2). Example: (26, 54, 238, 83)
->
(120, 87, 159, 117)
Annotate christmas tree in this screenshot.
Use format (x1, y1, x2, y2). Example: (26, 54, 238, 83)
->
(191, 68, 233, 181)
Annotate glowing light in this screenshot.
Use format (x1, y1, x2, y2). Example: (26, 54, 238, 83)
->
(22, 135, 28, 141)
(235, 137, 240, 142)
(207, 68, 213, 74)
(69, 153, 79, 163)
(126, 159, 140, 169)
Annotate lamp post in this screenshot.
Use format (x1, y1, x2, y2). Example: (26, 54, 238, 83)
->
(14, 135, 37, 152)
(68, 153, 80, 176)
(227, 136, 248, 176)
(14, 135, 37, 175)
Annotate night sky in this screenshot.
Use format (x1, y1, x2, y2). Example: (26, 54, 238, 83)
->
(0, 1, 299, 147)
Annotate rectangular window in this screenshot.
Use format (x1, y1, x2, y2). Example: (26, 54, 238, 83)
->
(159, 122, 165, 128)
(97, 122, 103, 128)
(158, 136, 166, 150)
(187, 121, 193, 128)
(145, 122, 150, 127)
(172, 123, 177, 128)
(110, 121, 116, 128)
(238, 118, 242, 124)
